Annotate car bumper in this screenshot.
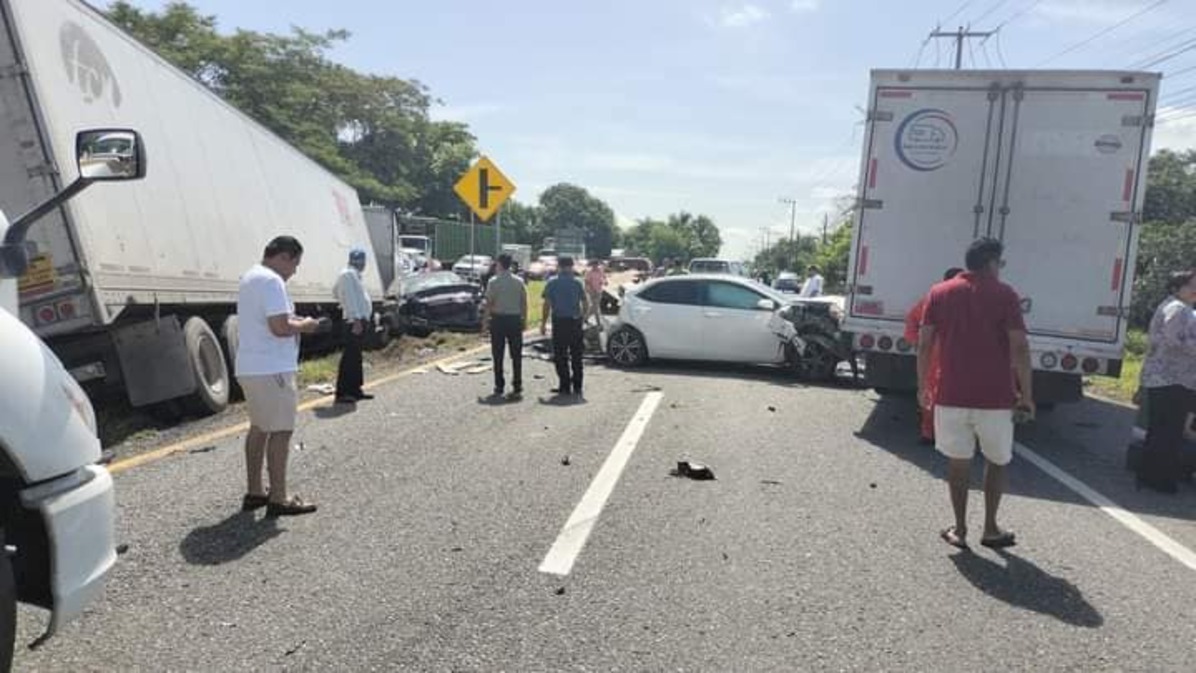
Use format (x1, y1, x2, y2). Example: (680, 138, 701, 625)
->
(20, 465, 116, 633)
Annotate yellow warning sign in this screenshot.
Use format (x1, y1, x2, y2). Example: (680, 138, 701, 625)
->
(18, 254, 55, 295)
(453, 156, 515, 222)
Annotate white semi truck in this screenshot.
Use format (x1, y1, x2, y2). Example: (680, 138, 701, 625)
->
(1, 0, 386, 415)
(844, 69, 1159, 404)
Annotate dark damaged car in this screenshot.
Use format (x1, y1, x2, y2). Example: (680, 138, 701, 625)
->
(396, 271, 483, 336)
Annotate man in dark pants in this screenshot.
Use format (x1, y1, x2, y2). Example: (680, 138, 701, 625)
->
(483, 254, 528, 400)
(333, 248, 373, 405)
(541, 256, 589, 397)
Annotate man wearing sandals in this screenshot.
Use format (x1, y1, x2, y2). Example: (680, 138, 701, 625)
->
(235, 236, 321, 517)
(918, 238, 1034, 550)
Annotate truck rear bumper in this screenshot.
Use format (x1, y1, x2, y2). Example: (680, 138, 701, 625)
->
(19, 465, 116, 633)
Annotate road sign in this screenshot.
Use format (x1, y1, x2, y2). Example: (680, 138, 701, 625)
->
(454, 156, 515, 222)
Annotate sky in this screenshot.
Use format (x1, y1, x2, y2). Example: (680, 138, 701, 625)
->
(110, 0, 1196, 259)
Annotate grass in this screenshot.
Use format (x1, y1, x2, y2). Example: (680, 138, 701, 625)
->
(297, 331, 482, 387)
(527, 279, 545, 326)
(1086, 329, 1147, 404)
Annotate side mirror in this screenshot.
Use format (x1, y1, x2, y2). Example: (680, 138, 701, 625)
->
(757, 298, 779, 311)
(76, 129, 146, 181)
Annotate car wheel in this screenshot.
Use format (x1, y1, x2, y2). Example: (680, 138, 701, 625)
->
(608, 328, 648, 367)
(793, 341, 839, 382)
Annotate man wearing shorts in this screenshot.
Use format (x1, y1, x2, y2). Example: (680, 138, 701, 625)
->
(918, 238, 1033, 550)
(236, 236, 322, 517)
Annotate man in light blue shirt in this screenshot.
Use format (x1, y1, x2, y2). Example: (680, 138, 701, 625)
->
(333, 248, 373, 404)
(541, 256, 589, 396)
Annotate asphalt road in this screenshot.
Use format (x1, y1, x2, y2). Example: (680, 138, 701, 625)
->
(15, 352, 1196, 671)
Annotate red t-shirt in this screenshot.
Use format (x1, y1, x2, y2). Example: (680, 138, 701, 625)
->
(922, 272, 1026, 409)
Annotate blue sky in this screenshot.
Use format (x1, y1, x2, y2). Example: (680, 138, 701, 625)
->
(111, 0, 1196, 258)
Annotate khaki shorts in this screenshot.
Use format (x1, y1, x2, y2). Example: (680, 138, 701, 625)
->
(935, 406, 1014, 466)
(239, 373, 298, 433)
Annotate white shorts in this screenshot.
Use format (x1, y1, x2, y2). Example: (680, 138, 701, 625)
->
(239, 373, 299, 433)
(934, 406, 1014, 466)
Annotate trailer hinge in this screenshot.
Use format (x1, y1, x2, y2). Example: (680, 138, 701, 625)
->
(0, 64, 27, 78)
(867, 109, 894, 122)
(1122, 114, 1146, 128)
(1110, 211, 1138, 224)
(1097, 306, 1127, 318)
(858, 198, 884, 210)
(856, 285, 874, 296)
(26, 163, 58, 179)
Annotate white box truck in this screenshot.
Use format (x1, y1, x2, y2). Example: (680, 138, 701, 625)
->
(0, 0, 386, 415)
(844, 69, 1159, 404)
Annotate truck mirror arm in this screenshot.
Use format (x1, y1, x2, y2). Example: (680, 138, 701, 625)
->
(0, 177, 92, 277)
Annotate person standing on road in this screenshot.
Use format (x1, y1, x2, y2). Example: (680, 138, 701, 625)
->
(905, 267, 964, 444)
(236, 236, 321, 517)
(800, 265, 824, 298)
(1135, 270, 1196, 494)
(918, 238, 1032, 550)
(584, 259, 607, 327)
(484, 254, 529, 400)
(541, 256, 589, 397)
(333, 248, 374, 405)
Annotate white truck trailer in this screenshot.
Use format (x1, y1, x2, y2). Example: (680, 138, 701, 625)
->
(844, 69, 1159, 404)
(1, 0, 385, 414)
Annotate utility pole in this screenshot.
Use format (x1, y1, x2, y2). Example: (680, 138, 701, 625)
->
(822, 212, 829, 246)
(928, 26, 995, 69)
(779, 197, 797, 271)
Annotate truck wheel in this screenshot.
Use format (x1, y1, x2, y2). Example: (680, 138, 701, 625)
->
(365, 317, 393, 351)
(0, 540, 15, 673)
(220, 316, 243, 401)
(183, 317, 230, 416)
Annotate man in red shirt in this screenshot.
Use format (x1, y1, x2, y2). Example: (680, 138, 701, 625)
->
(918, 238, 1033, 550)
(904, 267, 964, 444)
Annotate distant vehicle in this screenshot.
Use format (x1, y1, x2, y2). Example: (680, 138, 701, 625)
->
(607, 275, 848, 380)
(609, 257, 654, 275)
(501, 244, 533, 272)
(399, 235, 433, 258)
(451, 255, 493, 282)
(395, 272, 482, 336)
(528, 253, 559, 280)
(773, 272, 801, 294)
(688, 258, 748, 276)
(844, 69, 1160, 405)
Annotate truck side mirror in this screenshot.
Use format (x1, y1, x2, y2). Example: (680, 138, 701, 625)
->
(76, 129, 146, 182)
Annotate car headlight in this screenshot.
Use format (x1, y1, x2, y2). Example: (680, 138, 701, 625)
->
(61, 375, 98, 436)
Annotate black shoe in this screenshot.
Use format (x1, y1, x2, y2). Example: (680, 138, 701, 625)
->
(506, 390, 523, 401)
(355, 392, 375, 401)
(1136, 474, 1178, 494)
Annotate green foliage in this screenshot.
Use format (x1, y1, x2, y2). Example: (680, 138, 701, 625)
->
(1143, 149, 1196, 225)
(1130, 150, 1196, 328)
(538, 184, 617, 258)
(621, 211, 723, 263)
(751, 219, 852, 292)
(107, 1, 476, 216)
(814, 222, 853, 292)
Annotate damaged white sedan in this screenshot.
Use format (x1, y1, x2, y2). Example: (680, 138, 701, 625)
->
(605, 275, 852, 381)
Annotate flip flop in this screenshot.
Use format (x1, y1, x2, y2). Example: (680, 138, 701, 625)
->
(940, 526, 968, 549)
(241, 494, 269, 512)
(980, 531, 1017, 549)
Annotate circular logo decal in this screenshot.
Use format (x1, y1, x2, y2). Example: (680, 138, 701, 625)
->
(895, 108, 959, 172)
(1095, 134, 1123, 154)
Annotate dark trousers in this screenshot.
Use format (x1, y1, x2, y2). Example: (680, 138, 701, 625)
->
(1141, 385, 1194, 483)
(335, 322, 365, 398)
(552, 317, 584, 393)
(490, 314, 524, 393)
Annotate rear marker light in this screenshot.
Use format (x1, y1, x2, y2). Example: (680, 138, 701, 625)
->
(1061, 354, 1079, 371)
(36, 306, 56, 324)
(57, 300, 76, 320)
(1040, 353, 1058, 369)
(878, 336, 894, 351)
(859, 335, 876, 350)
(1082, 358, 1100, 374)
(896, 338, 911, 353)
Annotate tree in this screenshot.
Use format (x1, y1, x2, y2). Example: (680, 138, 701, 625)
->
(814, 222, 853, 292)
(666, 212, 722, 259)
(538, 184, 616, 258)
(498, 201, 541, 247)
(1131, 150, 1196, 327)
(1143, 149, 1196, 225)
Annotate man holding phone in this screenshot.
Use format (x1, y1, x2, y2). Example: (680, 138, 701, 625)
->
(918, 238, 1033, 550)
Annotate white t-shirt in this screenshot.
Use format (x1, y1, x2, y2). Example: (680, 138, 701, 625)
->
(800, 274, 824, 298)
(236, 264, 299, 376)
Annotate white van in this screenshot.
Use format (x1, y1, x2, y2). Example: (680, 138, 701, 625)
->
(688, 258, 747, 276)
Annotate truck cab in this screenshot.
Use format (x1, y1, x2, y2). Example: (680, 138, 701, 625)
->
(0, 129, 145, 669)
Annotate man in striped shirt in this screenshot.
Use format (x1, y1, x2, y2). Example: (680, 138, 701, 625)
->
(333, 248, 373, 404)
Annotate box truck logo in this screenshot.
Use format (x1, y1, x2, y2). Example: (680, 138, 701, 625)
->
(60, 22, 122, 107)
(895, 109, 957, 172)
(1095, 134, 1123, 154)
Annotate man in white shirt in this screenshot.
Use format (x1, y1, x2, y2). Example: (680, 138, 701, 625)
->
(800, 264, 825, 298)
(333, 248, 373, 405)
(236, 236, 322, 517)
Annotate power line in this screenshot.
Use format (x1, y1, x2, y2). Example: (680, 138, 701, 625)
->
(1134, 36, 1196, 69)
(980, 40, 995, 67)
(1157, 108, 1196, 124)
(994, 28, 1010, 66)
(1166, 63, 1196, 78)
(971, 0, 1013, 25)
(993, 0, 1045, 31)
(929, 26, 998, 69)
(942, 0, 979, 25)
(1038, 0, 1169, 66)
(909, 35, 932, 68)
(1113, 23, 1196, 67)
(1161, 81, 1196, 102)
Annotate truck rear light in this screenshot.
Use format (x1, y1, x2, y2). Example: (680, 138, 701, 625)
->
(858, 334, 876, 350)
(1040, 353, 1058, 369)
(1061, 354, 1078, 371)
(896, 338, 911, 353)
(1082, 358, 1100, 374)
(35, 305, 57, 325)
(878, 336, 894, 351)
(57, 298, 77, 320)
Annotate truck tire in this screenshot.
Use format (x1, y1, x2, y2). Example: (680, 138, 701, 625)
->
(0, 540, 15, 673)
(220, 316, 243, 401)
(183, 317, 230, 416)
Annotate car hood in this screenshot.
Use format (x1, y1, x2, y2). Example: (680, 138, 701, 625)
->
(404, 284, 479, 301)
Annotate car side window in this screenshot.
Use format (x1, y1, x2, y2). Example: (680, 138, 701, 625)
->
(638, 280, 701, 306)
(705, 281, 765, 311)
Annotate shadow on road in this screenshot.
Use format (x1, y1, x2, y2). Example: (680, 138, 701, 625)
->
(950, 549, 1103, 628)
(180, 511, 283, 566)
(599, 359, 863, 392)
(538, 395, 588, 407)
(314, 404, 357, 419)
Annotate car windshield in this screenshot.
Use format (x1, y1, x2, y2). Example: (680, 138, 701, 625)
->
(404, 272, 468, 294)
(690, 260, 730, 273)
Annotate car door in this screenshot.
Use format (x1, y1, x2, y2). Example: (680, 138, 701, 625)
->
(625, 280, 705, 359)
(700, 280, 785, 363)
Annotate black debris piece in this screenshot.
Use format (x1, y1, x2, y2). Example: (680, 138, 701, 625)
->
(768, 406, 777, 413)
(671, 461, 716, 481)
(761, 480, 782, 486)
(555, 587, 566, 596)
(190, 445, 218, 454)
(561, 456, 572, 466)
(116, 543, 130, 555)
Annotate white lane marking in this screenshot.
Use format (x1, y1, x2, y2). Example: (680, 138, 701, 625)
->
(539, 392, 664, 576)
(1015, 442, 1196, 572)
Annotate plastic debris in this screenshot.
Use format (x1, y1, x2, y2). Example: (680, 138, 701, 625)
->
(671, 461, 716, 481)
(306, 383, 335, 395)
(561, 456, 572, 466)
(462, 364, 493, 375)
